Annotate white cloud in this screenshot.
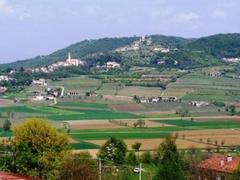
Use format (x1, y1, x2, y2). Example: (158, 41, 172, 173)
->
(177, 12, 200, 23)
(0, 0, 13, 15)
(212, 9, 226, 18)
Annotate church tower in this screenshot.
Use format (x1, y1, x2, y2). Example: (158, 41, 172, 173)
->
(68, 53, 71, 61)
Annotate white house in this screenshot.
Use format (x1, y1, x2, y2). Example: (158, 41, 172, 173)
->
(32, 79, 47, 86)
(0, 75, 11, 81)
(106, 61, 121, 69)
(189, 101, 209, 108)
(223, 57, 240, 63)
(33, 95, 45, 101)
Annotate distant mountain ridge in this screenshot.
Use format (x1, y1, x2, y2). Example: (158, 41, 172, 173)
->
(1, 33, 240, 69)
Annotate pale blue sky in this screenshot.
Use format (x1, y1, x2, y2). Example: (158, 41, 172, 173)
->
(0, 0, 239, 63)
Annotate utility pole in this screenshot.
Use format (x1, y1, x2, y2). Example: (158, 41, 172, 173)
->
(139, 163, 142, 180)
(99, 158, 102, 180)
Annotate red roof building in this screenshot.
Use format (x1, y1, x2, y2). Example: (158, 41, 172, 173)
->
(197, 154, 240, 180)
(0, 172, 40, 180)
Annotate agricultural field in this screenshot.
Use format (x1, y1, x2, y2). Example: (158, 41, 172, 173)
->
(48, 76, 102, 95)
(1, 65, 240, 154)
(0, 102, 139, 121)
(87, 139, 214, 150)
(169, 73, 240, 103)
(66, 120, 128, 130)
(66, 118, 240, 152)
(117, 86, 162, 97)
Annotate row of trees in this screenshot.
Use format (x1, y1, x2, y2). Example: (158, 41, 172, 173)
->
(1, 118, 240, 180)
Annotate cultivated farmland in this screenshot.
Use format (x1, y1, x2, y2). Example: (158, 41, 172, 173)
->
(2, 65, 240, 154)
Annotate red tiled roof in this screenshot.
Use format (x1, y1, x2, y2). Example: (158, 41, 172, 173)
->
(197, 154, 240, 173)
(0, 172, 40, 180)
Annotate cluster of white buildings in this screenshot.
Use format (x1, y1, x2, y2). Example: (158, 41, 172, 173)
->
(222, 57, 240, 63)
(115, 36, 172, 53)
(32, 79, 47, 86)
(0, 75, 12, 82)
(115, 36, 152, 52)
(208, 70, 222, 77)
(96, 61, 121, 70)
(140, 96, 178, 103)
(152, 47, 170, 53)
(29, 53, 85, 73)
(32, 87, 63, 102)
(189, 101, 209, 108)
(106, 61, 121, 68)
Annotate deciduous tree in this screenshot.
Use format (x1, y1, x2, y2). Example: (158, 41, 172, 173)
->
(3, 119, 11, 131)
(98, 137, 127, 164)
(154, 136, 185, 180)
(12, 118, 69, 179)
(59, 152, 98, 180)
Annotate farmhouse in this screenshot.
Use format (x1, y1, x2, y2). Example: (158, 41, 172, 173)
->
(32, 79, 47, 86)
(197, 154, 239, 180)
(140, 96, 178, 103)
(159, 96, 178, 102)
(208, 70, 222, 77)
(106, 61, 121, 69)
(67, 91, 80, 96)
(33, 95, 45, 101)
(46, 95, 55, 100)
(189, 101, 209, 107)
(222, 57, 240, 63)
(140, 98, 149, 103)
(152, 47, 170, 53)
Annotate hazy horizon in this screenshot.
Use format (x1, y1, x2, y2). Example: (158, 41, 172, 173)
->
(0, 0, 239, 63)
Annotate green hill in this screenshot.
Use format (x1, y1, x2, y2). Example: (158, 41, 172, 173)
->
(185, 33, 240, 58)
(1, 33, 240, 70)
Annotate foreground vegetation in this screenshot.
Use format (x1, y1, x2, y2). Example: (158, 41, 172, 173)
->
(1, 118, 240, 180)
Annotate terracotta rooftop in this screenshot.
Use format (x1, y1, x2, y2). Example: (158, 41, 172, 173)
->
(0, 172, 40, 180)
(197, 154, 240, 174)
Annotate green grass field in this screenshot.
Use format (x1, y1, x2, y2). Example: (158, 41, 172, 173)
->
(48, 109, 139, 120)
(56, 101, 108, 109)
(69, 126, 188, 140)
(70, 141, 99, 149)
(0, 104, 139, 121)
(156, 119, 240, 129)
(48, 76, 101, 94)
(68, 119, 240, 141)
(0, 129, 12, 137)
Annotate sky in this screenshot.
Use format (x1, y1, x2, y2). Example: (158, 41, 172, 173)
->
(0, 0, 239, 63)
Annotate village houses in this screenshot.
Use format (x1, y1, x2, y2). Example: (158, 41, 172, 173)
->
(140, 96, 178, 103)
(32, 79, 47, 86)
(0, 75, 11, 81)
(197, 154, 239, 180)
(29, 53, 85, 73)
